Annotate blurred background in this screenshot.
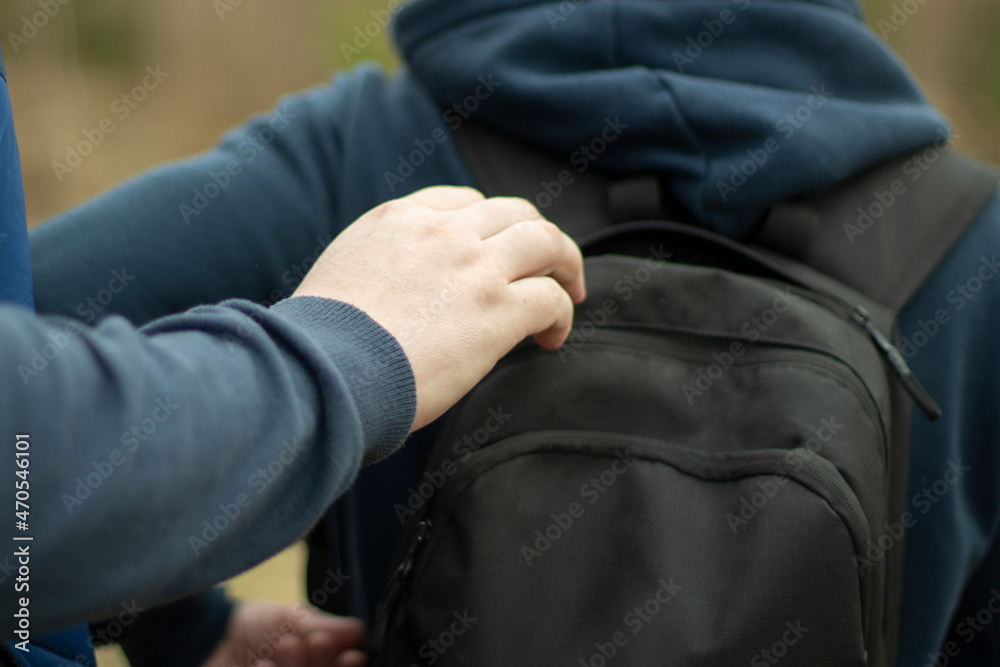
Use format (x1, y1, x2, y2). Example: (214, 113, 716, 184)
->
(1, 0, 998, 664)
(3, 0, 398, 226)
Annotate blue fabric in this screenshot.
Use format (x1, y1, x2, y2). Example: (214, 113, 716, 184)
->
(4, 627, 95, 667)
(1, 52, 96, 667)
(22, 0, 1000, 664)
(0, 62, 34, 309)
(897, 195, 1000, 663)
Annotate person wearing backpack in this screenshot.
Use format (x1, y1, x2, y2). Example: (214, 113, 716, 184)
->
(26, 0, 1000, 664)
(0, 39, 585, 667)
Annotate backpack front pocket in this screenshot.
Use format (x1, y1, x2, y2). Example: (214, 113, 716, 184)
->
(380, 431, 870, 667)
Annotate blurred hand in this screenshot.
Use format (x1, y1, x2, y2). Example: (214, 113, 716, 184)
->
(293, 186, 586, 431)
(201, 600, 366, 667)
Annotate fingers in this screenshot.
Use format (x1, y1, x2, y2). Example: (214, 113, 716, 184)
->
(291, 609, 365, 644)
(271, 634, 309, 667)
(406, 190, 549, 242)
(402, 185, 485, 211)
(303, 631, 339, 667)
(404, 190, 586, 350)
(302, 625, 365, 667)
(505, 276, 576, 350)
(464, 196, 547, 239)
(485, 219, 586, 304)
(290, 610, 365, 667)
(403, 189, 588, 306)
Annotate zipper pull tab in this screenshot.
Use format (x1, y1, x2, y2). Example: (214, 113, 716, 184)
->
(370, 519, 432, 654)
(850, 306, 942, 421)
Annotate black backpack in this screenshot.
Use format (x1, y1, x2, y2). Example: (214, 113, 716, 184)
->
(368, 123, 999, 666)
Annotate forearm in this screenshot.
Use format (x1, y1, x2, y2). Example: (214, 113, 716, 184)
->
(1, 296, 414, 636)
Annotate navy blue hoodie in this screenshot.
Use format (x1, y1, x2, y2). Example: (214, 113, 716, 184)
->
(23, 0, 1000, 664)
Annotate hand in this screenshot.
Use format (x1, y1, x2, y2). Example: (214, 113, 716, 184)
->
(293, 186, 586, 431)
(201, 599, 366, 667)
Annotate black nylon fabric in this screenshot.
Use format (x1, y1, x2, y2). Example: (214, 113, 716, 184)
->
(758, 150, 1000, 312)
(371, 254, 891, 666)
(401, 442, 865, 666)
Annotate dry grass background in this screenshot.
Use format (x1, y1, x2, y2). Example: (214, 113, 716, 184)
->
(2, 0, 998, 664)
(5, 0, 399, 226)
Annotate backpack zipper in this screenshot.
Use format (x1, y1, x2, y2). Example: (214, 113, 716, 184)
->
(370, 518, 432, 652)
(564, 327, 888, 465)
(579, 220, 942, 420)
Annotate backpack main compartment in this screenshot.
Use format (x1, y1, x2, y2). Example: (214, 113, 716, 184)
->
(372, 235, 897, 666)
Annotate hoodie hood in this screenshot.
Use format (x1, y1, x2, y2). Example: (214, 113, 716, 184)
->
(394, 0, 949, 237)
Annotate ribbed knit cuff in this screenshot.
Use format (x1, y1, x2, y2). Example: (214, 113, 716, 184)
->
(270, 297, 416, 464)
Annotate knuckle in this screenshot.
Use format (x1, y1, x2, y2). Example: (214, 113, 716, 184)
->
(442, 185, 485, 203)
(468, 241, 493, 268)
(371, 197, 406, 220)
(524, 278, 564, 317)
(475, 274, 509, 311)
(531, 218, 564, 246)
(500, 196, 543, 222)
(458, 185, 486, 200)
(544, 276, 572, 310)
(418, 216, 452, 239)
(518, 197, 545, 221)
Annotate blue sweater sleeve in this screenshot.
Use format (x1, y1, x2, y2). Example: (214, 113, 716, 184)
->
(0, 295, 415, 637)
(22, 66, 443, 654)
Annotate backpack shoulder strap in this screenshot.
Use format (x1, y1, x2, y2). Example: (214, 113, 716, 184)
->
(454, 121, 698, 241)
(454, 120, 999, 315)
(755, 149, 999, 312)
(453, 121, 611, 240)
